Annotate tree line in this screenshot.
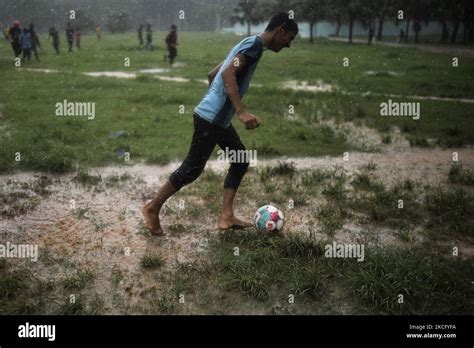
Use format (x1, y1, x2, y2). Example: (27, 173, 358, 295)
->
(232, 0, 474, 44)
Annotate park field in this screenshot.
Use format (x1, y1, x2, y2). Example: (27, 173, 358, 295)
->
(0, 31, 473, 315)
(0, 32, 474, 172)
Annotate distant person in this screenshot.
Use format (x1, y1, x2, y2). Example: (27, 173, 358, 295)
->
(10, 20, 22, 57)
(48, 27, 60, 54)
(138, 24, 144, 47)
(3, 24, 10, 41)
(29, 23, 41, 62)
(75, 28, 81, 49)
(398, 29, 405, 43)
(21, 28, 32, 61)
(66, 22, 74, 52)
(145, 24, 152, 50)
(413, 21, 421, 43)
(142, 13, 299, 235)
(165, 24, 178, 64)
(96, 25, 101, 40)
(368, 22, 375, 45)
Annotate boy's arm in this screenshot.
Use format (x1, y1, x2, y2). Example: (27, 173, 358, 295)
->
(207, 62, 223, 86)
(221, 53, 260, 130)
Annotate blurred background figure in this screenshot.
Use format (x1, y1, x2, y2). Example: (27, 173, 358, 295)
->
(10, 20, 22, 57)
(398, 29, 405, 43)
(29, 23, 41, 62)
(165, 24, 178, 65)
(138, 24, 144, 47)
(21, 27, 32, 61)
(48, 26, 60, 54)
(96, 24, 101, 40)
(75, 27, 81, 49)
(65, 22, 74, 52)
(3, 24, 10, 41)
(145, 23, 153, 50)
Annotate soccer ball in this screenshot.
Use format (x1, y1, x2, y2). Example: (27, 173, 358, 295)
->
(254, 205, 284, 233)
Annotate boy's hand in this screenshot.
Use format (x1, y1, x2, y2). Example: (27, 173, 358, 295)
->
(238, 111, 260, 130)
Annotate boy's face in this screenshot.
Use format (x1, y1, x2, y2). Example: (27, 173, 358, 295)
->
(269, 28, 297, 52)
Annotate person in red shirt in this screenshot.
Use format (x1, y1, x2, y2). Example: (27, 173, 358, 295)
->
(75, 28, 81, 49)
(165, 25, 178, 65)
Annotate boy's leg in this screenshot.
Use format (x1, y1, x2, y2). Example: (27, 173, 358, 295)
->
(142, 115, 218, 235)
(142, 180, 177, 236)
(216, 125, 252, 229)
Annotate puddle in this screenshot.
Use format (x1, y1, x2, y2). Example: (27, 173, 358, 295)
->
(138, 68, 171, 74)
(2, 148, 473, 313)
(282, 80, 334, 92)
(83, 71, 137, 79)
(19, 68, 60, 73)
(155, 76, 191, 83)
(172, 62, 186, 68)
(365, 70, 404, 77)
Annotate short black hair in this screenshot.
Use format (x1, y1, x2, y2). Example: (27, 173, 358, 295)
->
(265, 12, 298, 34)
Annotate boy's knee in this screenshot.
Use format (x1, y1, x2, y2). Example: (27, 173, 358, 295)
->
(170, 162, 206, 189)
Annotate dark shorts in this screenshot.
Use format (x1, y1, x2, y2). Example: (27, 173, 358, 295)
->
(169, 114, 249, 190)
(168, 47, 177, 59)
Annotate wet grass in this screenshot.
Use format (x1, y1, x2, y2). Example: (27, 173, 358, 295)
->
(0, 258, 102, 315)
(62, 268, 95, 290)
(259, 161, 296, 181)
(72, 170, 102, 186)
(448, 163, 474, 186)
(0, 176, 54, 218)
(201, 231, 473, 314)
(1, 163, 473, 314)
(342, 246, 473, 314)
(140, 253, 165, 269)
(0, 33, 473, 173)
(425, 187, 474, 237)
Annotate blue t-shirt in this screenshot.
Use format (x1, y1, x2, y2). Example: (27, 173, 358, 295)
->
(194, 35, 264, 128)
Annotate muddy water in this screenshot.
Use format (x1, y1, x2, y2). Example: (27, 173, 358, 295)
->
(1, 148, 473, 312)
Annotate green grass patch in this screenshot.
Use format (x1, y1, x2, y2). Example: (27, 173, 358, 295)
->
(1, 33, 472, 172)
(343, 246, 473, 314)
(140, 253, 165, 269)
(425, 187, 474, 237)
(448, 163, 474, 186)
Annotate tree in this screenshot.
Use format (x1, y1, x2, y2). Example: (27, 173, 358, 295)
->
(461, 0, 474, 43)
(326, 0, 347, 37)
(430, 0, 452, 42)
(392, 0, 414, 42)
(449, 0, 464, 43)
(297, 0, 329, 43)
(106, 12, 129, 33)
(74, 9, 95, 32)
(411, 0, 429, 43)
(359, 0, 382, 44)
(376, 0, 395, 41)
(232, 0, 262, 37)
(344, 0, 363, 44)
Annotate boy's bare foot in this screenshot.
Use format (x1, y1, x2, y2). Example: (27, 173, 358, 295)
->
(141, 205, 164, 236)
(218, 214, 253, 230)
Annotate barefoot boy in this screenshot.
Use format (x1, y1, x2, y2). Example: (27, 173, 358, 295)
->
(142, 13, 298, 235)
